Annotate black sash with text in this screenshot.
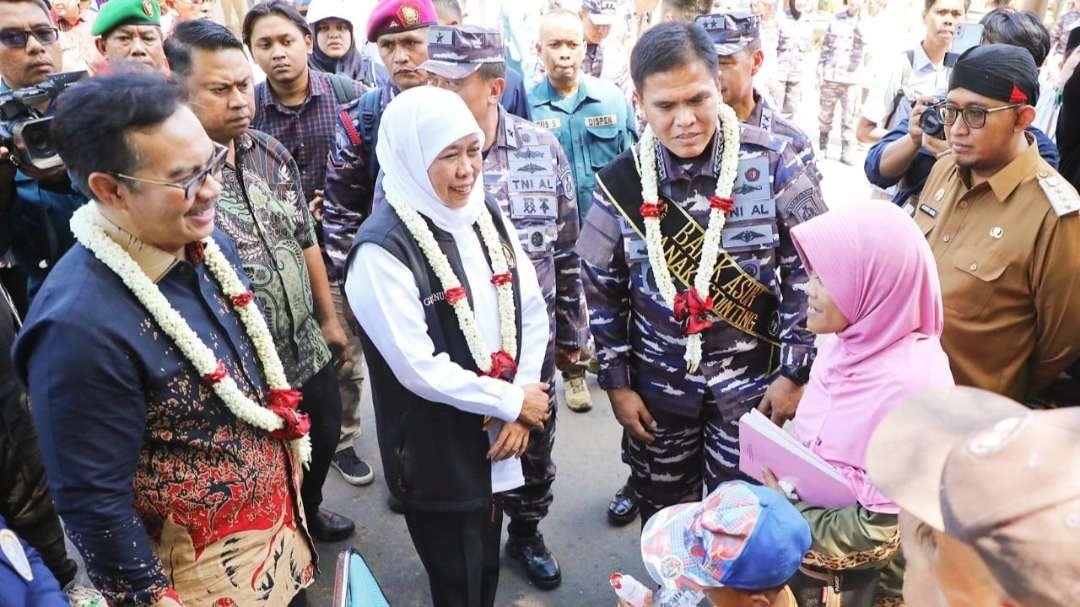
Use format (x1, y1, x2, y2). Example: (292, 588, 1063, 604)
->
(596, 157, 780, 345)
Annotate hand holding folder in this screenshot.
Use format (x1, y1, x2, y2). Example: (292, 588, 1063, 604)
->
(738, 409, 857, 509)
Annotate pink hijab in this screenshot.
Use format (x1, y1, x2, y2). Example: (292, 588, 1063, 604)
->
(789, 202, 954, 514)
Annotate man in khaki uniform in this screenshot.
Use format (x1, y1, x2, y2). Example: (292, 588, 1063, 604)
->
(915, 44, 1080, 404)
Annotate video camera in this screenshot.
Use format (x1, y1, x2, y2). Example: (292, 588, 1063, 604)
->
(919, 98, 948, 140)
(0, 71, 85, 172)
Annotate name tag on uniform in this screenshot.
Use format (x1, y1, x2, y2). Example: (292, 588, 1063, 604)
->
(584, 114, 617, 127)
(722, 223, 779, 249)
(919, 204, 938, 218)
(732, 156, 771, 204)
(510, 194, 558, 220)
(508, 146, 554, 178)
(729, 198, 776, 222)
(534, 118, 561, 130)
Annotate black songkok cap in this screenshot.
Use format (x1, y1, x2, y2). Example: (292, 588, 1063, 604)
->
(949, 43, 1039, 106)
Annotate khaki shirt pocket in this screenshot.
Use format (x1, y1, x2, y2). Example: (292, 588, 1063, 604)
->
(945, 245, 1007, 320)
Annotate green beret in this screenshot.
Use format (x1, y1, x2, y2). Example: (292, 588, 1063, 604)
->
(91, 0, 161, 37)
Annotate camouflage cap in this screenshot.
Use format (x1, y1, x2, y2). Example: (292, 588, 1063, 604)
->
(421, 25, 505, 81)
(582, 0, 617, 26)
(694, 11, 760, 56)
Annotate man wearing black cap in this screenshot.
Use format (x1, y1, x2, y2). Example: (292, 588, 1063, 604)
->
(915, 43, 1080, 407)
(695, 11, 821, 184)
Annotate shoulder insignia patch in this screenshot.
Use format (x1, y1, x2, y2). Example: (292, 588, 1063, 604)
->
(1036, 171, 1080, 216)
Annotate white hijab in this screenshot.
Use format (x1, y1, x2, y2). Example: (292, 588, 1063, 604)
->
(376, 85, 487, 232)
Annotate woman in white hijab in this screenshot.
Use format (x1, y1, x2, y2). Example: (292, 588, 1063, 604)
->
(344, 86, 550, 607)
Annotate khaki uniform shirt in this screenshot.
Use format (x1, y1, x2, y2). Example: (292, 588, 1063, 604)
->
(915, 140, 1080, 402)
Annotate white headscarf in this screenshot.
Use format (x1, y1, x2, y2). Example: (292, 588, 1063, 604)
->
(376, 85, 487, 232)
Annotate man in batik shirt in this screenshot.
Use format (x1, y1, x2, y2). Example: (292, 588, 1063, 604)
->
(16, 73, 314, 606)
(165, 19, 356, 543)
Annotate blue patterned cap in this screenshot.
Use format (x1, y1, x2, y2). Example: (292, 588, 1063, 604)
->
(640, 481, 811, 592)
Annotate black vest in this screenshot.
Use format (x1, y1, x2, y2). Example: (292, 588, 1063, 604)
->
(348, 195, 524, 512)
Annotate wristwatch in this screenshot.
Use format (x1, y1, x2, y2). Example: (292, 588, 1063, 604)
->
(779, 364, 811, 387)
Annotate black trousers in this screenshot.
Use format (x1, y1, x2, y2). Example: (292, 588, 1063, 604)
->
(299, 362, 343, 513)
(403, 502, 503, 607)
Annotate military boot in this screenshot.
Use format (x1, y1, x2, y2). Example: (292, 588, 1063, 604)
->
(840, 143, 855, 166)
(563, 374, 592, 412)
(818, 133, 829, 157)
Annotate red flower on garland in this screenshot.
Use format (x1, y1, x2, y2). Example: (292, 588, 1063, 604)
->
(673, 288, 716, 335)
(490, 272, 512, 286)
(201, 361, 228, 385)
(445, 286, 467, 305)
(640, 200, 664, 218)
(709, 196, 735, 215)
(267, 388, 310, 440)
(231, 291, 254, 308)
(484, 350, 518, 382)
(185, 241, 207, 265)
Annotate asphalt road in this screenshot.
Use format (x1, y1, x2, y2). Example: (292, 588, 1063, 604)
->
(308, 140, 870, 606)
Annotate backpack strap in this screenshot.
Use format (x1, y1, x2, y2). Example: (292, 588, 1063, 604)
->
(357, 89, 383, 183)
(882, 50, 917, 130)
(338, 110, 362, 146)
(328, 73, 360, 106)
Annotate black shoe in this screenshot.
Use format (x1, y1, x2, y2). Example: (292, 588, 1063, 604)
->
(332, 449, 375, 486)
(607, 484, 639, 526)
(306, 508, 355, 542)
(506, 533, 562, 590)
(387, 494, 404, 514)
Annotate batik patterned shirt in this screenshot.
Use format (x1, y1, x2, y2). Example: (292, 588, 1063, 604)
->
(15, 206, 315, 606)
(215, 130, 331, 386)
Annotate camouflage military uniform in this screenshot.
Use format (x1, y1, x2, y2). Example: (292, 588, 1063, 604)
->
(482, 106, 585, 526)
(749, 90, 822, 185)
(323, 83, 398, 457)
(577, 126, 824, 521)
(818, 9, 866, 149)
(582, 43, 604, 78)
(769, 15, 813, 118)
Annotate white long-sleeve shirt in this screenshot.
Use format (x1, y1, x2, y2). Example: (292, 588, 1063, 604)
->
(345, 214, 549, 492)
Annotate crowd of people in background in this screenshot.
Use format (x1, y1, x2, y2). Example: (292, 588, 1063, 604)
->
(0, 0, 1078, 605)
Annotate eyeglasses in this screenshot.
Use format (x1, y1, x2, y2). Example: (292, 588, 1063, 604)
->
(0, 26, 59, 49)
(113, 144, 228, 201)
(938, 103, 1022, 130)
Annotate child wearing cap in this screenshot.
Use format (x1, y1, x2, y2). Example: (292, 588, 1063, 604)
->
(762, 201, 954, 606)
(623, 481, 810, 607)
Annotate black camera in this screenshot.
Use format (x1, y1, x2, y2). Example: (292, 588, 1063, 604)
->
(919, 98, 948, 141)
(0, 71, 85, 172)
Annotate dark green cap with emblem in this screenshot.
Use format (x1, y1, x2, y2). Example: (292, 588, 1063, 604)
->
(91, 0, 162, 37)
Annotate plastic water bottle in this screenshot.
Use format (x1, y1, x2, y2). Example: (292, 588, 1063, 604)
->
(610, 572, 706, 607)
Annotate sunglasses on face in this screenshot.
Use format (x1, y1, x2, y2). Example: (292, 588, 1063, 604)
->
(113, 144, 229, 201)
(0, 26, 59, 49)
(938, 103, 1021, 130)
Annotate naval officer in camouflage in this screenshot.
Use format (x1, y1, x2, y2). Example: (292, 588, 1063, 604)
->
(695, 11, 823, 185)
(422, 25, 585, 590)
(578, 20, 824, 524)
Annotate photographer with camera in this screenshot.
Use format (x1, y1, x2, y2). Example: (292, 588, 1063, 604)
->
(0, 0, 88, 300)
(864, 9, 1059, 209)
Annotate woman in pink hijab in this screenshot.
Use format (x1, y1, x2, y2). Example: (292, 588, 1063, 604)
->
(767, 202, 954, 607)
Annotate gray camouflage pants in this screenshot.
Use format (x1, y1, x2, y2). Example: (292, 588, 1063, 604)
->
(818, 81, 856, 145)
(499, 359, 557, 529)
